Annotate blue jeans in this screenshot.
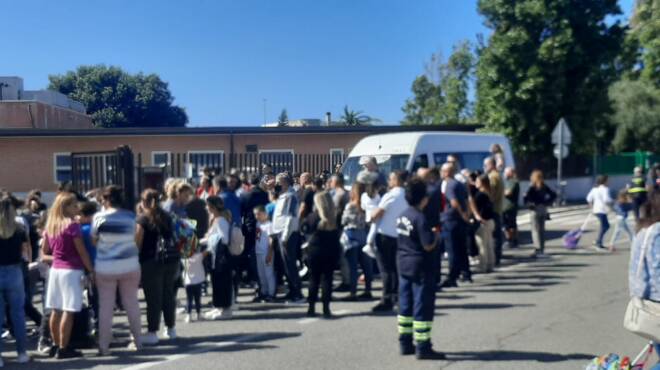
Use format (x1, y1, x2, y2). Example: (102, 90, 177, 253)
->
(595, 213, 610, 247)
(0, 264, 27, 354)
(344, 245, 373, 295)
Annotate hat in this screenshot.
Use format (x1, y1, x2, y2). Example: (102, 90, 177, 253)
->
(356, 170, 379, 185)
(359, 156, 376, 166)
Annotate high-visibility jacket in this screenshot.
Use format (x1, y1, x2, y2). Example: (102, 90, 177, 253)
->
(628, 175, 647, 197)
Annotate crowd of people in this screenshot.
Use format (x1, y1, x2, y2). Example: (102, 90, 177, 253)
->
(0, 152, 658, 365)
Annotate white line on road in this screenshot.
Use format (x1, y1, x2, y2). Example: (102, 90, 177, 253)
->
(119, 333, 265, 370)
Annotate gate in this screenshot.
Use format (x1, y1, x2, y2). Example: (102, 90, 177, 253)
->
(71, 145, 136, 209)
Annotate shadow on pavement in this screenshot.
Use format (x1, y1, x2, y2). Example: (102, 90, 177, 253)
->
(23, 331, 301, 370)
(437, 303, 535, 311)
(445, 350, 593, 363)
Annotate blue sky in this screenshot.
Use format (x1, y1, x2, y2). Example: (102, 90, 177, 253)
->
(3, 0, 635, 126)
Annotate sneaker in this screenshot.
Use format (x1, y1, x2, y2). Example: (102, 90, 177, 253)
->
(439, 279, 458, 288)
(204, 308, 221, 320)
(16, 352, 30, 363)
(1, 331, 10, 339)
(176, 307, 186, 315)
(371, 302, 394, 313)
(37, 341, 52, 355)
(184, 314, 191, 323)
(298, 265, 309, 278)
(591, 245, 608, 253)
(416, 348, 446, 360)
(127, 341, 141, 351)
(362, 244, 376, 259)
(56, 347, 83, 359)
(141, 332, 159, 345)
(163, 327, 177, 340)
(48, 346, 59, 358)
(334, 284, 350, 292)
(287, 297, 307, 305)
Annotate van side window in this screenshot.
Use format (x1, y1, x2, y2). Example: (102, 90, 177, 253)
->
(412, 154, 429, 172)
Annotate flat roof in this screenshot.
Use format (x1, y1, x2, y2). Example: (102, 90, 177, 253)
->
(0, 124, 482, 138)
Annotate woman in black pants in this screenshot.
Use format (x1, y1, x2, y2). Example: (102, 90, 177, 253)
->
(302, 191, 342, 318)
(203, 196, 234, 320)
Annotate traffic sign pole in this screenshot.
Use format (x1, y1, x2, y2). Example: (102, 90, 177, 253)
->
(557, 121, 563, 205)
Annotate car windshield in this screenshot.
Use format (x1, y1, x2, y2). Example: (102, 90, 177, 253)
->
(341, 154, 410, 187)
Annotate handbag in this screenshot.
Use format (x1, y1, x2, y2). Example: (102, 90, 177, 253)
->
(624, 224, 660, 341)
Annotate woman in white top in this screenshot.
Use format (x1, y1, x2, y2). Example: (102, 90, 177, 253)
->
(201, 196, 233, 320)
(586, 175, 613, 250)
(92, 186, 142, 355)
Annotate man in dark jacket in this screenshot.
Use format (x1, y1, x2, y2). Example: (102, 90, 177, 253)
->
(240, 174, 270, 300)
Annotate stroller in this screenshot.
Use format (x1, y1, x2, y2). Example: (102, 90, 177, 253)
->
(585, 342, 655, 369)
(564, 213, 593, 250)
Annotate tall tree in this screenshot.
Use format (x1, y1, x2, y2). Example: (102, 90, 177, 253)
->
(608, 79, 660, 152)
(340, 105, 377, 126)
(627, 0, 660, 86)
(402, 41, 475, 125)
(49, 65, 188, 128)
(475, 0, 625, 157)
(277, 109, 289, 127)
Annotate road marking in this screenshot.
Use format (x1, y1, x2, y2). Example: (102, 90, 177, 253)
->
(119, 333, 265, 370)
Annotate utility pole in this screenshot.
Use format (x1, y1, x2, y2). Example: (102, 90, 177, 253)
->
(0, 82, 8, 101)
(263, 98, 267, 126)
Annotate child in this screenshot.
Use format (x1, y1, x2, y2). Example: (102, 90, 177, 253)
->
(79, 201, 99, 334)
(608, 189, 634, 251)
(254, 206, 276, 301)
(183, 247, 207, 322)
(359, 172, 381, 258)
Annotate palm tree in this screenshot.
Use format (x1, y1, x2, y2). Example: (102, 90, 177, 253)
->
(339, 105, 380, 126)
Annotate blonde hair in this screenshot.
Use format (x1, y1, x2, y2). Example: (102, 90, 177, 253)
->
(0, 195, 18, 239)
(530, 170, 544, 189)
(45, 192, 78, 237)
(314, 191, 337, 231)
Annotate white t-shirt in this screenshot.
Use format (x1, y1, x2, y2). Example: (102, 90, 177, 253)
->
(361, 193, 381, 223)
(184, 252, 206, 286)
(255, 221, 272, 255)
(586, 185, 613, 215)
(376, 187, 408, 238)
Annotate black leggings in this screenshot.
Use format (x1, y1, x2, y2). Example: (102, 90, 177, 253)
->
(212, 267, 233, 309)
(185, 284, 202, 314)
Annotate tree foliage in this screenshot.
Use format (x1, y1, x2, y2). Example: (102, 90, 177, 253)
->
(402, 41, 475, 125)
(475, 0, 625, 157)
(340, 105, 377, 126)
(608, 79, 660, 152)
(627, 0, 660, 86)
(49, 65, 187, 128)
(277, 109, 289, 127)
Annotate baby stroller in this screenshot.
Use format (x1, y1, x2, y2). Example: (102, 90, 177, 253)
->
(585, 342, 655, 369)
(564, 213, 593, 250)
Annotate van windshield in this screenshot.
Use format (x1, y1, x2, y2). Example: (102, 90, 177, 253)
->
(341, 154, 410, 187)
(433, 152, 491, 172)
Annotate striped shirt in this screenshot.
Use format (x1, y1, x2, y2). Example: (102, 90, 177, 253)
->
(92, 209, 140, 275)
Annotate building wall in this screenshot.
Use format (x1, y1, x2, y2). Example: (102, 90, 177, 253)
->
(0, 101, 93, 129)
(0, 132, 366, 193)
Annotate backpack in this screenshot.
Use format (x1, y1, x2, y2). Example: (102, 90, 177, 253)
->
(228, 224, 245, 256)
(156, 228, 180, 264)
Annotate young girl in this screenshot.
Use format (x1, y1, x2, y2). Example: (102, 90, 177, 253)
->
(44, 192, 94, 359)
(183, 248, 206, 323)
(586, 175, 613, 250)
(608, 189, 634, 251)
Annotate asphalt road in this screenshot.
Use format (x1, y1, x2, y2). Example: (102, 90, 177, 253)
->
(2, 207, 650, 370)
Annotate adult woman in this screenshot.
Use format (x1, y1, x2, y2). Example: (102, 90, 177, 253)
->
(203, 196, 233, 320)
(586, 175, 613, 250)
(44, 192, 93, 359)
(627, 190, 659, 355)
(490, 143, 506, 172)
(471, 175, 495, 273)
(523, 170, 557, 258)
(92, 186, 142, 355)
(163, 180, 194, 218)
(0, 193, 31, 365)
(136, 189, 179, 345)
(303, 192, 342, 318)
(341, 183, 373, 301)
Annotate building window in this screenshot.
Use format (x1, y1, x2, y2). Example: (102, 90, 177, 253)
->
(188, 151, 224, 178)
(53, 152, 72, 184)
(152, 151, 171, 166)
(259, 150, 294, 174)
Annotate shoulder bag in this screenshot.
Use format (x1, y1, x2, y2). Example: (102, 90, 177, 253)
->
(624, 224, 660, 341)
